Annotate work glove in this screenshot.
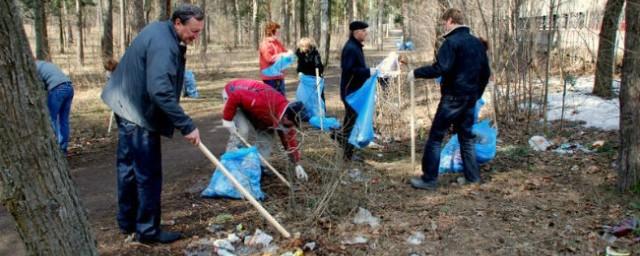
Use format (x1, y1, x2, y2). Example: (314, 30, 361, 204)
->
(370, 68, 377, 76)
(295, 165, 308, 181)
(407, 70, 415, 82)
(222, 120, 237, 133)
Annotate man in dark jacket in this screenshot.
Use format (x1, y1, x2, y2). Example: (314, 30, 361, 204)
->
(335, 21, 376, 161)
(407, 8, 491, 190)
(101, 4, 204, 244)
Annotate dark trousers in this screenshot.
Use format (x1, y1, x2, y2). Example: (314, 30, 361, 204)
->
(47, 82, 74, 153)
(115, 116, 163, 238)
(263, 79, 285, 96)
(422, 96, 480, 183)
(338, 99, 358, 159)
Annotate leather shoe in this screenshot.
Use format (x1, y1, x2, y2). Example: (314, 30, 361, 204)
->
(136, 230, 183, 244)
(410, 177, 438, 190)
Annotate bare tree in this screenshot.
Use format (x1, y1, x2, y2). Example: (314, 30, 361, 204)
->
(57, 0, 65, 53)
(319, 0, 330, 66)
(131, 0, 145, 33)
(252, 0, 259, 49)
(618, 0, 640, 192)
(200, 0, 208, 53)
(34, 0, 50, 60)
(157, 0, 170, 20)
(101, 0, 114, 62)
(233, 0, 240, 47)
(0, 0, 98, 255)
(63, 0, 74, 45)
(376, 0, 383, 50)
(593, 0, 624, 98)
(299, 0, 307, 37)
(312, 0, 321, 44)
(120, 0, 127, 54)
(292, 0, 298, 42)
(401, 0, 411, 44)
(283, 0, 290, 45)
(75, 0, 84, 65)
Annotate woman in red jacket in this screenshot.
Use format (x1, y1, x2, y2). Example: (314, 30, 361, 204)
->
(259, 22, 289, 95)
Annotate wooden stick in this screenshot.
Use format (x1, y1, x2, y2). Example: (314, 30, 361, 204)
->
(197, 142, 291, 238)
(315, 68, 324, 130)
(230, 130, 291, 188)
(410, 79, 416, 175)
(107, 111, 114, 134)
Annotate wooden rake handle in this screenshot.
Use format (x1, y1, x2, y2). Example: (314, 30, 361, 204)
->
(197, 142, 291, 238)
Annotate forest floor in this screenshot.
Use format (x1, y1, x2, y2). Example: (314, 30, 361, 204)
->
(1, 31, 639, 256)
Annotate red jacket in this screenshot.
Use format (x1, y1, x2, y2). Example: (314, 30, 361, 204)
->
(223, 79, 300, 162)
(259, 37, 287, 81)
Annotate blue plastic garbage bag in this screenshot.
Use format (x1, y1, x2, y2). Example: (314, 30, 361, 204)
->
(438, 119, 497, 173)
(345, 71, 379, 148)
(296, 74, 325, 118)
(201, 147, 265, 200)
(261, 54, 295, 77)
(309, 116, 341, 130)
(404, 41, 415, 51)
(184, 70, 199, 98)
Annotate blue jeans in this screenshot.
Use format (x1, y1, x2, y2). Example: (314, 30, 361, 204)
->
(47, 82, 74, 153)
(115, 116, 163, 238)
(422, 96, 480, 183)
(263, 79, 285, 96)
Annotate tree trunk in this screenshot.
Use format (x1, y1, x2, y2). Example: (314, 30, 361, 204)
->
(101, 0, 114, 62)
(618, 0, 640, 192)
(299, 0, 307, 37)
(542, 0, 556, 133)
(63, 1, 74, 45)
(34, 0, 51, 60)
(200, 0, 208, 53)
(401, 0, 410, 43)
(157, 0, 170, 21)
(593, 0, 624, 98)
(0, 1, 99, 255)
(292, 0, 298, 42)
(130, 0, 145, 33)
(120, 0, 127, 54)
(75, 0, 84, 65)
(312, 0, 321, 44)
(58, 1, 65, 54)
(319, 0, 330, 66)
(376, 0, 383, 51)
(252, 0, 259, 50)
(97, 0, 103, 28)
(283, 0, 290, 46)
(233, 0, 240, 47)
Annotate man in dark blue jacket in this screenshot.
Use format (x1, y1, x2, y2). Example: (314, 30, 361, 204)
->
(335, 21, 376, 161)
(101, 4, 204, 244)
(407, 8, 491, 190)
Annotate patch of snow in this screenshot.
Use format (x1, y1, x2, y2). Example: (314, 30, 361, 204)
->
(545, 76, 619, 130)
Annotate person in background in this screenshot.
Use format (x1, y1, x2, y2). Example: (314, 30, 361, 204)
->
(406, 8, 491, 190)
(295, 37, 324, 77)
(259, 21, 289, 95)
(35, 60, 74, 155)
(295, 37, 325, 103)
(101, 4, 204, 244)
(334, 21, 377, 162)
(221, 79, 309, 182)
